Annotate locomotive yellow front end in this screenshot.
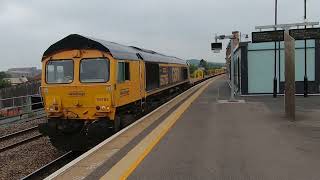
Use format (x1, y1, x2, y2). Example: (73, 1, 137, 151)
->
(42, 50, 114, 120)
(40, 49, 117, 150)
(39, 34, 189, 151)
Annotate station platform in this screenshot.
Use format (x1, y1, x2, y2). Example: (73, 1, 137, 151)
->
(48, 76, 320, 180)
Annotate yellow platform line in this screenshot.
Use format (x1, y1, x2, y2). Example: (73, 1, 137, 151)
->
(101, 78, 217, 180)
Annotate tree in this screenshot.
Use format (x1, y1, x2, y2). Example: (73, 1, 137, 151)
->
(0, 72, 11, 88)
(189, 64, 197, 75)
(199, 59, 208, 70)
(0, 72, 9, 79)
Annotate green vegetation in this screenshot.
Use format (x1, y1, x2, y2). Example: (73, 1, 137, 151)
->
(189, 64, 198, 75)
(199, 59, 208, 69)
(187, 59, 224, 69)
(0, 72, 11, 88)
(187, 59, 225, 75)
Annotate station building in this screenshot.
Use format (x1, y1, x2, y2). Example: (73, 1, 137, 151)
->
(230, 38, 320, 95)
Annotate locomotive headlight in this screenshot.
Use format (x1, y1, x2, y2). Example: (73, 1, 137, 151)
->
(98, 106, 110, 112)
(49, 106, 54, 111)
(48, 105, 59, 112)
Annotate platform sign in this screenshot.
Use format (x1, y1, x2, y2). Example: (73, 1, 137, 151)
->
(211, 42, 222, 50)
(252, 30, 284, 43)
(289, 28, 320, 40)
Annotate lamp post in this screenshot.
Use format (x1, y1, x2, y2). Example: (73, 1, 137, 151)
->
(304, 0, 308, 97)
(273, 0, 278, 98)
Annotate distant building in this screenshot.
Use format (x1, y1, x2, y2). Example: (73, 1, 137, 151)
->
(3, 77, 28, 85)
(7, 67, 41, 78)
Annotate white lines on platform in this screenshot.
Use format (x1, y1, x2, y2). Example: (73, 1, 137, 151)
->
(217, 99, 246, 104)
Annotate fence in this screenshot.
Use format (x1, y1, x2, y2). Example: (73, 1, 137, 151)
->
(0, 94, 45, 124)
(0, 81, 41, 104)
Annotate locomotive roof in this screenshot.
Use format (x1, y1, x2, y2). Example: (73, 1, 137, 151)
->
(42, 34, 186, 65)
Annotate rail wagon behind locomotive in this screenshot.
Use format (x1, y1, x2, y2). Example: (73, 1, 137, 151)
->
(39, 34, 190, 150)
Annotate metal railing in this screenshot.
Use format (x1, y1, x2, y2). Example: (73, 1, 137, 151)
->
(0, 94, 45, 124)
(0, 94, 39, 108)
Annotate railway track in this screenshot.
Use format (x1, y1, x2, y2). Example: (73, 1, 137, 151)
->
(18, 75, 221, 179)
(21, 151, 82, 180)
(0, 126, 43, 153)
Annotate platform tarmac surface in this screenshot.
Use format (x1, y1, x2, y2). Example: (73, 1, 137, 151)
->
(124, 77, 320, 180)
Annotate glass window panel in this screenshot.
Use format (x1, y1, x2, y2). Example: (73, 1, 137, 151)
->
(80, 58, 109, 83)
(247, 51, 274, 93)
(118, 62, 125, 82)
(46, 60, 73, 84)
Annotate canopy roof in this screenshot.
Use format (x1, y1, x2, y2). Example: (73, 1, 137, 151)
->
(42, 34, 186, 65)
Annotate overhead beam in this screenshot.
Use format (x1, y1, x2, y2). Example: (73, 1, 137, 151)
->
(255, 22, 319, 30)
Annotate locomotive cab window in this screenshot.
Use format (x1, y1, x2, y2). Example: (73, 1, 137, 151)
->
(118, 62, 130, 83)
(46, 59, 74, 84)
(80, 58, 109, 83)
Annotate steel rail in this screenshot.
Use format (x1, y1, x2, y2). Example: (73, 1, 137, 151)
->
(0, 126, 38, 141)
(21, 151, 82, 180)
(0, 134, 43, 153)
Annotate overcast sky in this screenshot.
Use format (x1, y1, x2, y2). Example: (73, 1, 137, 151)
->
(0, 0, 319, 71)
